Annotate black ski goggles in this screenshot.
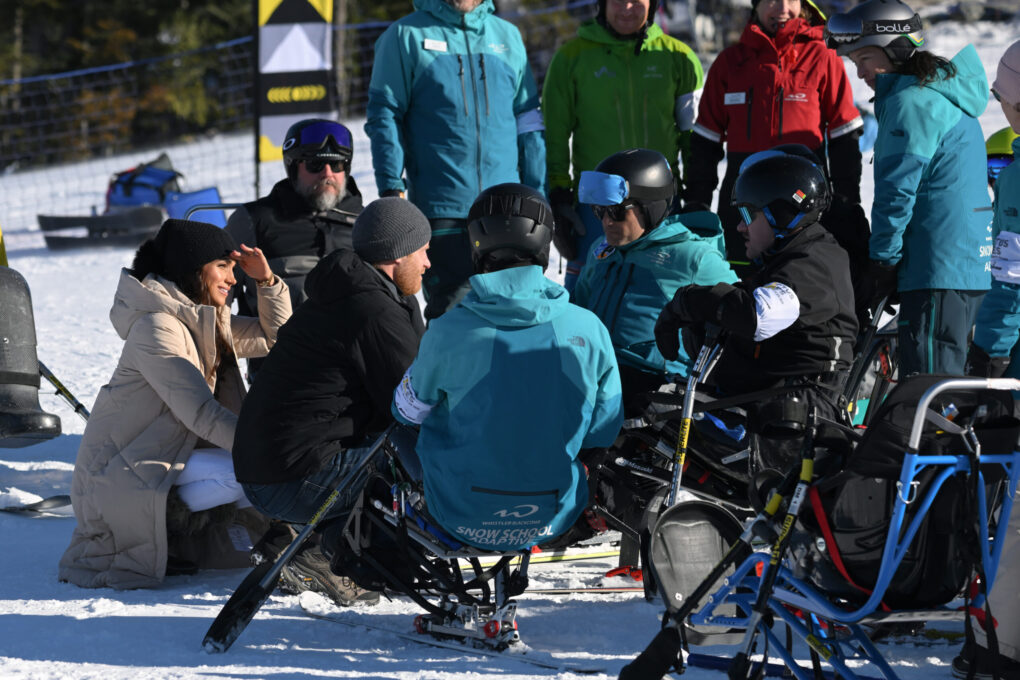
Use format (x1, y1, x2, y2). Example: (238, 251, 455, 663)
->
(824, 12, 922, 49)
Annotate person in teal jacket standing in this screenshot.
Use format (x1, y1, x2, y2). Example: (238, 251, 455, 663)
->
(573, 149, 737, 413)
(366, 0, 546, 321)
(391, 184, 623, 552)
(826, 0, 991, 376)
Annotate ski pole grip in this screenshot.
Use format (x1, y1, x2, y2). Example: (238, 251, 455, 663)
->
(617, 626, 683, 680)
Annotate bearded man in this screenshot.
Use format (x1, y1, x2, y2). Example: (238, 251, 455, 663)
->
(225, 119, 364, 379)
(233, 197, 430, 607)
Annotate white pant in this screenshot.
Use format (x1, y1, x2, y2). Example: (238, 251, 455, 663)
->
(173, 448, 251, 512)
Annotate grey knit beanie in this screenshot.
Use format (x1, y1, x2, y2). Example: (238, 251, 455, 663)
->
(352, 197, 431, 263)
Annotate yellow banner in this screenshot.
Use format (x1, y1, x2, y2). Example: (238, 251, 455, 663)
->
(0, 222, 8, 267)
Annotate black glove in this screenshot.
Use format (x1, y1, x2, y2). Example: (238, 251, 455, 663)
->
(549, 187, 586, 261)
(380, 188, 405, 198)
(654, 286, 700, 361)
(966, 344, 1011, 378)
(859, 260, 898, 318)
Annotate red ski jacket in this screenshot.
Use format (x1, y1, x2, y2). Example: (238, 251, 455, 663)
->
(693, 18, 861, 153)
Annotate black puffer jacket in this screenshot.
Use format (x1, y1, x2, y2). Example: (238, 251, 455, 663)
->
(232, 249, 424, 484)
(226, 176, 363, 314)
(697, 222, 858, 394)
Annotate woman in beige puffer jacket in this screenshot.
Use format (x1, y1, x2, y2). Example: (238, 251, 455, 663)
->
(58, 219, 291, 589)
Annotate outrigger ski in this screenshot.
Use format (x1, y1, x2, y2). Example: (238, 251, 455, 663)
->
(298, 594, 607, 674)
(685, 652, 884, 680)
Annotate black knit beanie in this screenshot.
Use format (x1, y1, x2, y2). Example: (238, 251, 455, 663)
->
(352, 197, 432, 264)
(153, 219, 238, 281)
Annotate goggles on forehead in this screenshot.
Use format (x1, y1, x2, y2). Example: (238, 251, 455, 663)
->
(283, 120, 353, 158)
(988, 154, 1014, 185)
(578, 171, 629, 206)
(824, 12, 923, 48)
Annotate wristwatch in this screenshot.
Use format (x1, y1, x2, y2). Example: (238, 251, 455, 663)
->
(256, 274, 276, 288)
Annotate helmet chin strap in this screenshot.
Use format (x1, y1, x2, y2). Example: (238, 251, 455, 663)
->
(765, 207, 805, 241)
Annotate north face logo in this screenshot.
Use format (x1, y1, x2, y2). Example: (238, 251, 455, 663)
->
(568, 336, 586, 348)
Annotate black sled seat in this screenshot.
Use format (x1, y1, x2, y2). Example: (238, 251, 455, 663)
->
(681, 376, 1020, 680)
(0, 266, 61, 448)
(37, 206, 164, 250)
(326, 424, 587, 649)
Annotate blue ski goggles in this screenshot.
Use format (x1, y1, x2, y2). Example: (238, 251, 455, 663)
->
(988, 154, 1014, 186)
(283, 120, 353, 161)
(737, 206, 757, 226)
(578, 171, 629, 206)
(578, 171, 635, 221)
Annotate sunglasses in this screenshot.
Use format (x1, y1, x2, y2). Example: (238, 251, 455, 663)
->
(988, 154, 1014, 184)
(304, 158, 345, 174)
(592, 202, 635, 221)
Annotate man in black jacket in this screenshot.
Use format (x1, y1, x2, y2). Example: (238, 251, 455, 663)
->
(227, 119, 364, 377)
(655, 150, 857, 481)
(233, 197, 430, 606)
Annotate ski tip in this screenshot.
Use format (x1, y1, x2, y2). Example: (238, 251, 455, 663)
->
(202, 636, 227, 654)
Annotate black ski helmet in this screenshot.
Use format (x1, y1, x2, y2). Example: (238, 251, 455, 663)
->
(467, 183, 554, 272)
(731, 152, 830, 236)
(281, 118, 354, 181)
(592, 148, 675, 231)
(824, 0, 924, 67)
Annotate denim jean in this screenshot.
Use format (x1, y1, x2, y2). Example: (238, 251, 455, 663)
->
(241, 445, 384, 525)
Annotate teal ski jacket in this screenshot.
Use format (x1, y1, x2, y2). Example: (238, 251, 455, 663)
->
(365, 0, 545, 219)
(391, 266, 623, 551)
(573, 212, 736, 377)
(974, 136, 1020, 359)
(870, 45, 991, 292)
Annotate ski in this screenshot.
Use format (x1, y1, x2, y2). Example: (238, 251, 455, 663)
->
(467, 548, 621, 570)
(0, 494, 72, 514)
(686, 652, 884, 680)
(299, 597, 607, 674)
(522, 585, 644, 595)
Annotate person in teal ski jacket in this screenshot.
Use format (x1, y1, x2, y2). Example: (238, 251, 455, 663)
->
(826, 0, 991, 376)
(391, 184, 623, 552)
(365, 0, 546, 321)
(572, 149, 737, 413)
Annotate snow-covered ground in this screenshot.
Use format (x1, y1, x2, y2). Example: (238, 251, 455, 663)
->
(1, 15, 1018, 679)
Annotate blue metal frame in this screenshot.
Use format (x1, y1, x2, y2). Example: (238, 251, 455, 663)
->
(688, 378, 1020, 680)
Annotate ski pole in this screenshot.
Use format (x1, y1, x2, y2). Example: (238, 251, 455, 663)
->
(729, 410, 819, 679)
(666, 324, 724, 507)
(38, 361, 89, 423)
(202, 423, 395, 653)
